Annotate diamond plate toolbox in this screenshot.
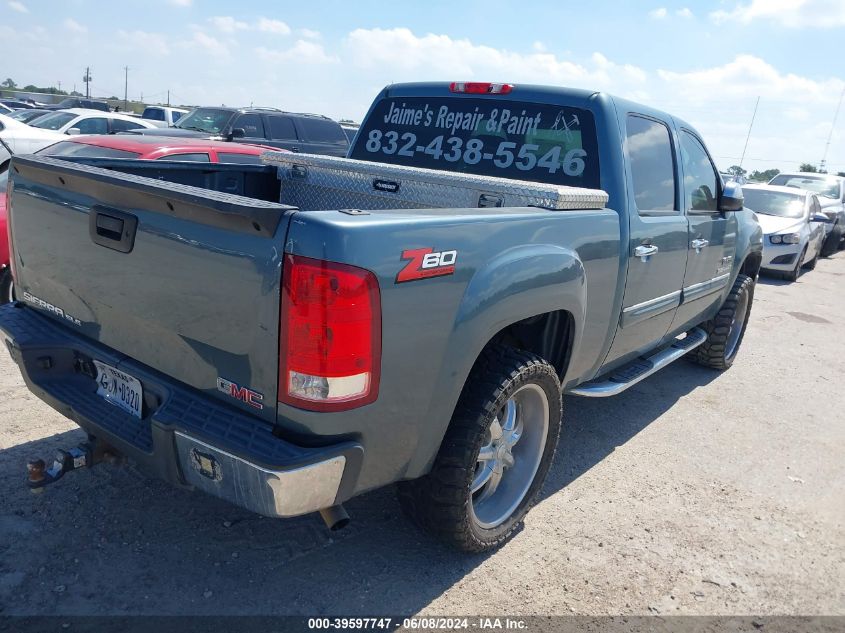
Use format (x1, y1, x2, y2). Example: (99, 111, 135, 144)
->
(262, 152, 609, 212)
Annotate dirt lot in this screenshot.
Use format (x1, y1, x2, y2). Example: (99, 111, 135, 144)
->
(0, 255, 843, 617)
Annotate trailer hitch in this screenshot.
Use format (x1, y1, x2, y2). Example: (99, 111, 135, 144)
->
(27, 440, 121, 493)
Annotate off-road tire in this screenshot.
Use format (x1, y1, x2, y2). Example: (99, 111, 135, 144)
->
(821, 224, 842, 257)
(397, 345, 562, 552)
(692, 273, 755, 371)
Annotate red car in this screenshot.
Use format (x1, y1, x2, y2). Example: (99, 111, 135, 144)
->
(0, 136, 281, 302)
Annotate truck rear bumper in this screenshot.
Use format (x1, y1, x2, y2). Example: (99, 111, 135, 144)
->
(0, 303, 363, 518)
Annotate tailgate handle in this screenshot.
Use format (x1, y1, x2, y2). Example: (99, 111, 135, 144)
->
(89, 207, 138, 254)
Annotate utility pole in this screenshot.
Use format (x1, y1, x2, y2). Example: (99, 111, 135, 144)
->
(82, 67, 91, 99)
(123, 66, 129, 112)
(738, 96, 760, 172)
(167, 89, 170, 107)
(57, 80, 61, 93)
(820, 86, 844, 174)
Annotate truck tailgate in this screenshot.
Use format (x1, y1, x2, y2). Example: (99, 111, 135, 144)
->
(8, 156, 291, 422)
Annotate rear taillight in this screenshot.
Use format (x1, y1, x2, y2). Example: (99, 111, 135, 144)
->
(449, 82, 513, 95)
(279, 254, 381, 411)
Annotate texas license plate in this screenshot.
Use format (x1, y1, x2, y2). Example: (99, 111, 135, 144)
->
(93, 360, 143, 419)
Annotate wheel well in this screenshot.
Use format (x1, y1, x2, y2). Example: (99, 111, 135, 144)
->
(485, 310, 574, 380)
(740, 252, 762, 280)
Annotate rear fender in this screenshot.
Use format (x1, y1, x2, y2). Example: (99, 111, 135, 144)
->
(404, 244, 586, 477)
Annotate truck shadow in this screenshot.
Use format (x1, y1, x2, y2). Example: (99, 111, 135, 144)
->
(1, 361, 720, 616)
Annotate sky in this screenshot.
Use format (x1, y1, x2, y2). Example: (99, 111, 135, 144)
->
(1, 0, 844, 174)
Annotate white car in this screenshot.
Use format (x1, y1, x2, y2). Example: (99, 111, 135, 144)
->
(742, 184, 829, 281)
(768, 172, 845, 255)
(0, 113, 65, 170)
(27, 108, 158, 136)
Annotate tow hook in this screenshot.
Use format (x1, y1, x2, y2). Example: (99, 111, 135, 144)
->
(26, 441, 121, 493)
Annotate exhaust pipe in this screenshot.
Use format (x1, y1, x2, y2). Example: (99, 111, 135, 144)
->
(319, 504, 350, 531)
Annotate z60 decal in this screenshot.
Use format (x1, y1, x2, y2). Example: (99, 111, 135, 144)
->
(396, 247, 457, 283)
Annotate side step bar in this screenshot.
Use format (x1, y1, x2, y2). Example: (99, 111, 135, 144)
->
(568, 327, 708, 398)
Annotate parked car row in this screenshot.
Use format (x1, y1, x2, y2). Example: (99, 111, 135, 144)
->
(738, 173, 845, 281)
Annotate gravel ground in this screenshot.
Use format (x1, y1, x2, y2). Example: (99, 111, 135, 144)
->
(0, 255, 843, 617)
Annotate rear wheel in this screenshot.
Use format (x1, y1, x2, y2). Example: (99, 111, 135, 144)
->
(398, 346, 562, 552)
(693, 273, 754, 371)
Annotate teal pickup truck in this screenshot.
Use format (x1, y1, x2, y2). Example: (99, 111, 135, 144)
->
(1, 82, 762, 551)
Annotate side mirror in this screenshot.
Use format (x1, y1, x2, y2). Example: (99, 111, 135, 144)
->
(813, 213, 832, 223)
(231, 128, 246, 139)
(719, 181, 744, 212)
(66, 128, 81, 136)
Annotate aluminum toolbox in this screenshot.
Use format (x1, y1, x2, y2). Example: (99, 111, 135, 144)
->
(262, 152, 609, 212)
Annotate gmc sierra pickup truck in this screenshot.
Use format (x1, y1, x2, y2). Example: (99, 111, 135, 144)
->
(1, 82, 762, 552)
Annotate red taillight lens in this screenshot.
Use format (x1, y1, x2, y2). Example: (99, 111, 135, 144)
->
(449, 82, 513, 95)
(279, 254, 381, 411)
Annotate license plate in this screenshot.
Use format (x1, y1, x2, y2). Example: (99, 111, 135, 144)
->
(93, 360, 143, 419)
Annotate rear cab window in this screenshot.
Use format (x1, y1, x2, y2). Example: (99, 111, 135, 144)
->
(349, 96, 600, 189)
(142, 107, 165, 121)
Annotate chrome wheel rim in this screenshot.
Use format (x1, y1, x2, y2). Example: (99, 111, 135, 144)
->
(725, 289, 750, 360)
(470, 384, 549, 529)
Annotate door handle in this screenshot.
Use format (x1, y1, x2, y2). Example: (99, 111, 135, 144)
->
(691, 238, 709, 253)
(634, 244, 659, 262)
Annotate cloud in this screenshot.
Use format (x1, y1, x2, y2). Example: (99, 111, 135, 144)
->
(117, 30, 170, 56)
(183, 30, 230, 58)
(7, 1, 27, 13)
(676, 7, 694, 18)
(657, 54, 843, 105)
(167, 0, 191, 6)
(344, 28, 648, 94)
(255, 40, 337, 64)
(299, 28, 321, 39)
(210, 16, 248, 33)
(257, 17, 291, 35)
(63, 18, 87, 34)
(710, 0, 845, 27)
(649, 7, 668, 19)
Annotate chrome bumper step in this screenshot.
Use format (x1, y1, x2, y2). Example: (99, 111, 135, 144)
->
(568, 327, 708, 398)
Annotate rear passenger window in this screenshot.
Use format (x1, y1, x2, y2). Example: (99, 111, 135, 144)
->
(112, 119, 145, 133)
(300, 118, 346, 143)
(157, 153, 210, 162)
(268, 116, 297, 141)
(234, 114, 265, 138)
(625, 115, 676, 213)
(680, 131, 719, 213)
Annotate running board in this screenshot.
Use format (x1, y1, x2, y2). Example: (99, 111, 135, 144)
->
(568, 327, 708, 398)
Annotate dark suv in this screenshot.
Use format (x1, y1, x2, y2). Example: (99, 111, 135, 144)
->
(44, 98, 111, 112)
(136, 107, 349, 157)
